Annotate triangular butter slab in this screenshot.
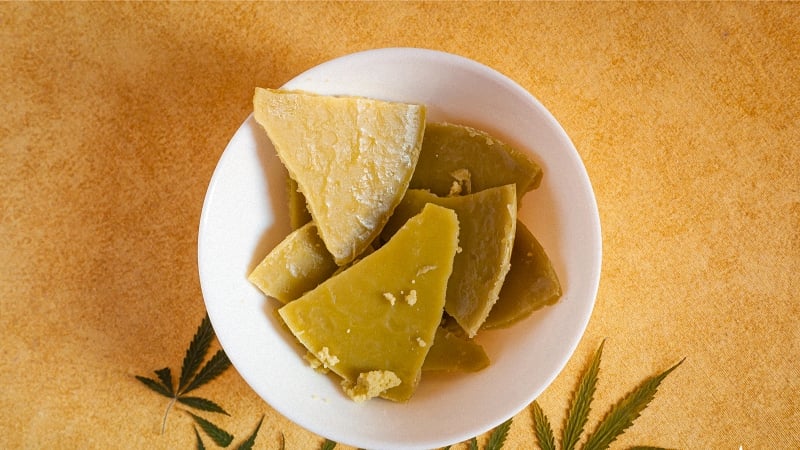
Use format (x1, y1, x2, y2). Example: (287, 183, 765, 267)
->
(254, 88, 426, 265)
(278, 203, 459, 402)
(247, 222, 337, 304)
(482, 220, 562, 329)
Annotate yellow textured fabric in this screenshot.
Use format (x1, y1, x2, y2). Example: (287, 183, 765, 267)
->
(1, 2, 797, 448)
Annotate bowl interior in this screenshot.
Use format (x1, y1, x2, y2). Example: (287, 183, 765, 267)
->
(198, 48, 601, 450)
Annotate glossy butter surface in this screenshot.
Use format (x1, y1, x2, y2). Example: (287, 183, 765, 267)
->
(278, 204, 459, 401)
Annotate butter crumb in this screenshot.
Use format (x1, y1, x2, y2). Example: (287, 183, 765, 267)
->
(316, 347, 339, 370)
(448, 180, 462, 196)
(382, 292, 397, 305)
(304, 352, 329, 374)
(456, 246, 463, 254)
(405, 289, 417, 306)
(449, 168, 472, 195)
(416, 337, 427, 347)
(341, 370, 402, 402)
(416, 265, 437, 276)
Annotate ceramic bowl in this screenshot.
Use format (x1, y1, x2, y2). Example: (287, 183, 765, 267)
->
(198, 48, 601, 450)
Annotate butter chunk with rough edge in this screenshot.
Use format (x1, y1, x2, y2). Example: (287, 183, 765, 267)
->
(278, 203, 459, 402)
(254, 88, 426, 265)
(482, 220, 562, 329)
(382, 185, 517, 337)
(247, 222, 338, 304)
(341, 370, 402, 402)
(422, 326, 490, 372)
(410, 122, 541, 202)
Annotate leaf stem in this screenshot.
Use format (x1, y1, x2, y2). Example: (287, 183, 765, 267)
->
(161, 397, 177, 434)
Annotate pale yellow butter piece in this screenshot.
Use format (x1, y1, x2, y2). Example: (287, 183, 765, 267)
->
(422, 325, 490, 373)
(279, 203, 459, 402)
(254, 88, 426, 265)
(341, 370, 402, 403)
(247, 222, 337, 304)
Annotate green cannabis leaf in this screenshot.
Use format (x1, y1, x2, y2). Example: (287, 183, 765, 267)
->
(235, 415, 265, 450)
(321, 439, 337, 450)
(180, 314, 216, 392)
(135, 314, 232, 433)
(193, 414, 266, 450)
(532, 341, 683, 450)
(531, 401, 556, 450)
(190, 411, 234, 447)
(178, 396, 229, 414)
(183, 349, 232, 394)
(581, 358, 684, 450)
(562, 339, 604, 450)
(195, 427, 206, 450)
(484, 418, 513, 450)
(136, 313, 272, 449)
(444, 418, 512, 450)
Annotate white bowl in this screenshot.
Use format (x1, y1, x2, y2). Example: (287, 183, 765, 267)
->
(198, 48, 601, 450)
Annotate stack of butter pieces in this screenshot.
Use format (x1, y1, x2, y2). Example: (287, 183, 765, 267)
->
(248, 88, 561, 402)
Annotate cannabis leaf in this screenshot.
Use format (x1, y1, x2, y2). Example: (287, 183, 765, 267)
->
(321, 439, 337, 450)
(178, 396, 229, 414)
(484, 418, 513, 450)
(195, 427, 206, 450)
(190, 411, 234, 447)
(180, 315, 216, 392)
(563, 339, 604, 450)
(445, 418, 512, 450)
(235, 415, 265, 450)
(182, 349, 232, 394)
(581, 358, 684, 450)
(135, 313, 232, 433)
(531, 401, 556, 450)
(135, 370, 172, 398)
(531, 341, 683, 450)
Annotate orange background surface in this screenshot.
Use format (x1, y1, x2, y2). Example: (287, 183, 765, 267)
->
(2, 2, 798, 449)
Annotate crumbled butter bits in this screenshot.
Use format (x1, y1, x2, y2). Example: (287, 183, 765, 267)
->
(304, 352, 329, 374)
(315, 347, 339, 369)
(341, 370, 402, 402)
(448, 180, 462, 196)
(382, 292, 397, 306)
(405, 289, 418, 306)
(448, 168, 472, 196)
(416, 337, 427, 347)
